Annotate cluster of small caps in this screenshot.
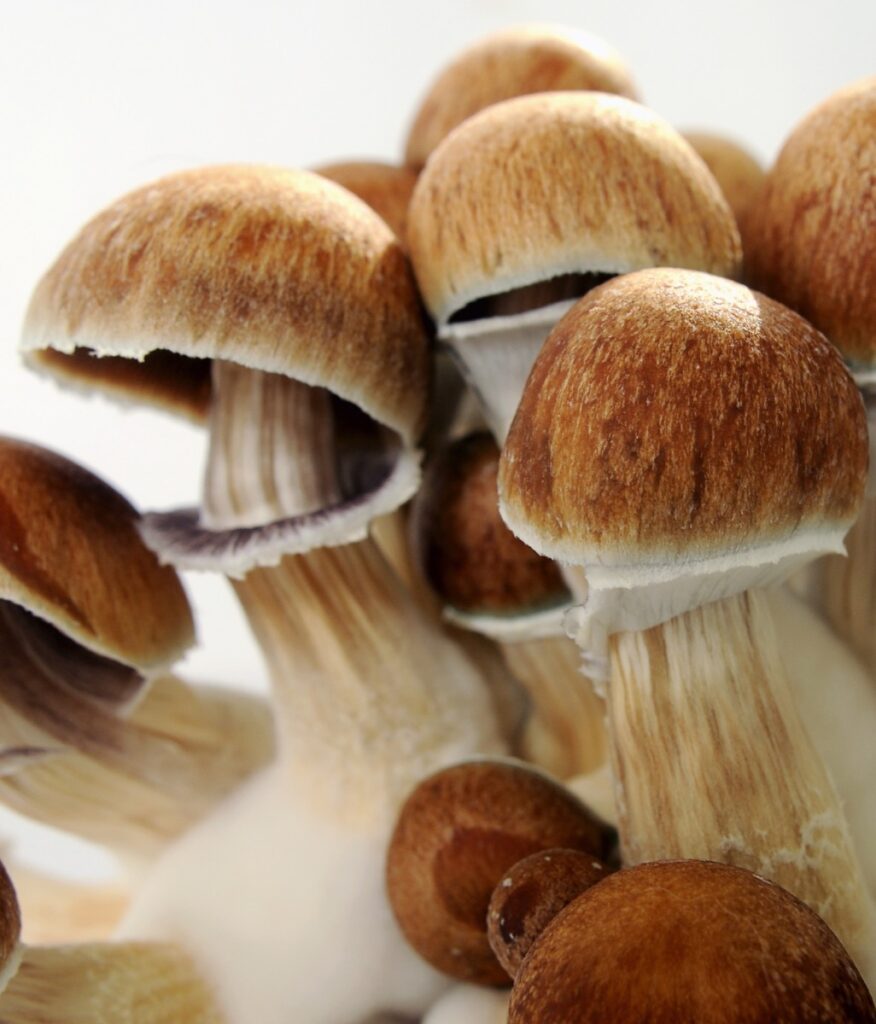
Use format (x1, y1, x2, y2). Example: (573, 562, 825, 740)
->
(2, 16, 876, 1024)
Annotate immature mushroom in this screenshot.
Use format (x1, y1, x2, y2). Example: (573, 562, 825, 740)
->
(509, 860, 876, 1022)
(22, 165, 505, 1023)
(316, 161, 418, 245)
(498, 269, 876, 981)
(411, 433, 606, 779)
(385, 759, 613, 986)
(746, 77, 876, 677)
(0, 437, 272, 866)
(0, 854, 224, 1023)
(486, 848, 607, 979)
(404, 24, 639, 170)
(407, 91, 741, 443)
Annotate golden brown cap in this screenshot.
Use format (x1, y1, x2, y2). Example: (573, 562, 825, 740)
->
(682, 131, 765, 246)
(408, 93, 742, 324)
(386, 758, 613, 986)
(315, 161, 418, 244)
(22, 165, 430, 444)
(499, 269, 867, 567)
(746, 77, 876, 374)
(509, 859, 876, 1022)
(410, 433, 567, 617)
(0, 437, 194, 669)
(404, 25, 639, 170)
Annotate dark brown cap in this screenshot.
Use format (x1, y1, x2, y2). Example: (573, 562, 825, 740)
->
(410, 433, 568, 619)
(386, 758, 612, 986)
(0, 436, 193, 669)
(509, 859, 876, 1022)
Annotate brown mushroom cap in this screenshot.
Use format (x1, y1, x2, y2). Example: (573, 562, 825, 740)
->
(499, 269, 868, 568)
(0, 859, 22, 974)
(509, 859, 876, 1023)
(746, 77, 876, 374)
(22, 164, 430, 445)
(386, 758, 613, 986)
(682, 131, 765, 237)
(410, 433, 568, 617)
(408, 92, 741, 326)
(0, 437, 193, 670)
(315, 161, 418, 244)
(405, 25, 639, 170)
(487, 848, 607, 979)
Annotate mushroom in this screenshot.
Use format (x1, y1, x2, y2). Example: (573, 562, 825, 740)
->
(486, 848, 607, 979)
(315, 161, 418, 246)
(404, 24, 639, 171)
(0, 437, 271, 867)
(745, 76, 876, 678)
(422, 986, 510, 1024)
(385, 759, 613, 986)
(410, 432, 606, 779)
(23, 164, 504, 1022)
(0, 855, 224, 1022)
(682, 130, 765, 260)
(407, 91, 741, 444)
(498, 268, 876, 981)
(509, 860, 876, 1022)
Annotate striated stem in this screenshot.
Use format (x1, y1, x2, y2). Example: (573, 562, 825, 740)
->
(501, 637, 606, 778)
(0, 943, 223, 1023)
(202, 361, 341, 529)
(232, 538, 501, 817)
(0, 675, 274, 865)
(607, 589, 875, 980)
(809, 493, 876, 678)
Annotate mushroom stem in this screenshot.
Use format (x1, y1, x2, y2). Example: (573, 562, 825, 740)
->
(232, 538, 501, 817)
(202, 361, 341, 529)
(0, 673, 274, 865)
(500, 637, 606, 777)
(0, 942, 223, 1022)
(8, 867, 128, 945)
(606, 588, 876, 980)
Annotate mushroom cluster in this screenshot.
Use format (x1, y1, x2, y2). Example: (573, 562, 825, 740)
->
(2, 21, 876, 1024)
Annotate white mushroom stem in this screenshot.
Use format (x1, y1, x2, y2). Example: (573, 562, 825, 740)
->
(232, 539, 501, 815)
(423, 985, 510, 1024)
(202, 361, 341, 529)
(500, 636, 606, 778)
(604, 588, 876, 983)
(0, 942, 223, 1022)
(0, 675, 274, 867)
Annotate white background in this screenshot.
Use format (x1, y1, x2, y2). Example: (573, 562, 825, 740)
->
(0, 0, 874, 872)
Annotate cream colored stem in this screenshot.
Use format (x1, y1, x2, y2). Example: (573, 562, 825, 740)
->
(202, 361, 341, 529)
(9, 867, 128, 944)
(232, 538, 501, 816)
(0, 676, 274, 865)
(807, 493, 876, 678)
(501, 637, 606, 779)
(607, 589, 875, 980)
(0, 942, 223, 1022)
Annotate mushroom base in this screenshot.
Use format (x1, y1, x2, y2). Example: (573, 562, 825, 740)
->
(606, 588, 876, 983)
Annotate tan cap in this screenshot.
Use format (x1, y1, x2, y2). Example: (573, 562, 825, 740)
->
(405, 25, 638, 170)
(22, 164, 430, 445)
(408, 93, 741, 325)
(509, 860, 876, 1022)
(0, 437, 193, 670)
(499, 269, 866, 569)
(682, 131, 765, 243)
(745, 77, 876, 379)
(315, 161, 418, 244)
